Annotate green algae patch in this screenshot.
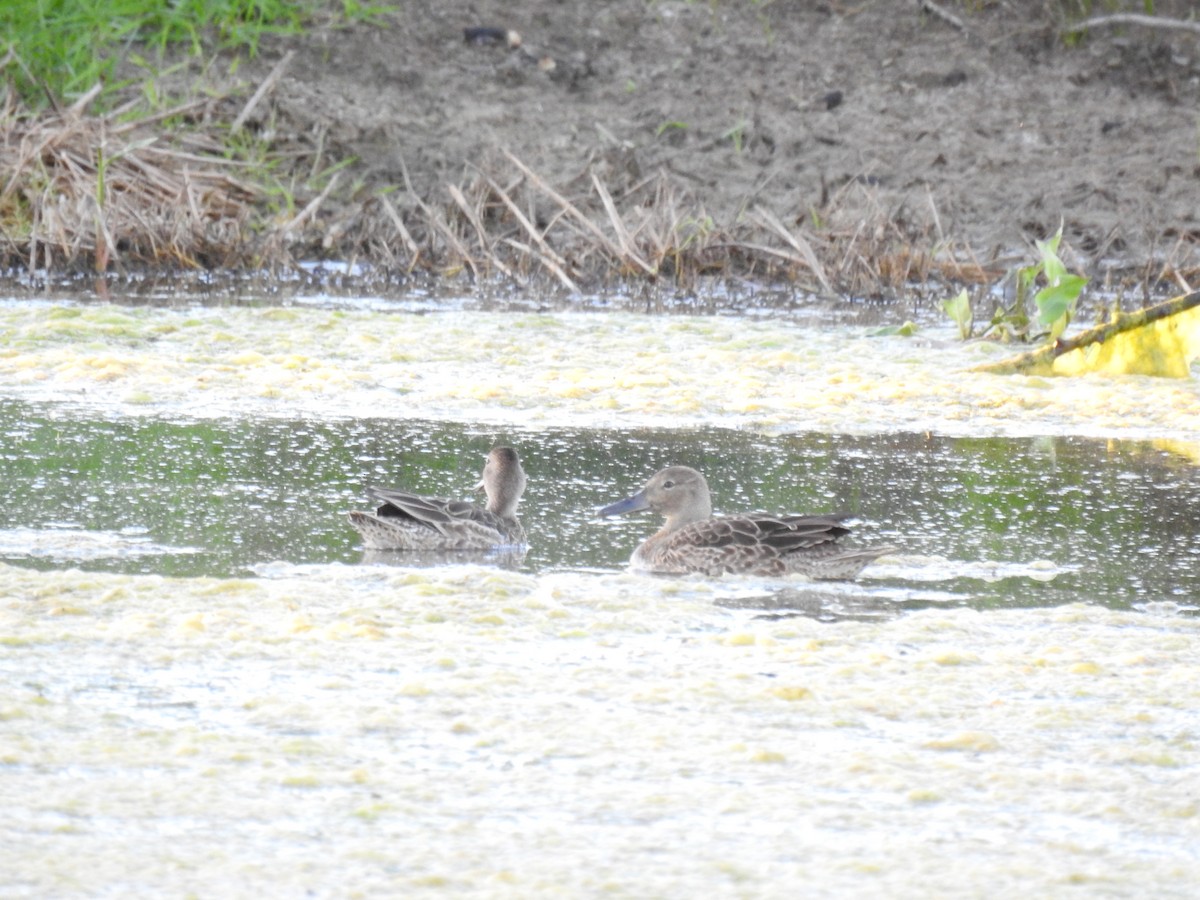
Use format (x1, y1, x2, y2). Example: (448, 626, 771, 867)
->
(259, 309, 301, 322)
(908, 789, 942, 804)
(353, 803, 394, 822)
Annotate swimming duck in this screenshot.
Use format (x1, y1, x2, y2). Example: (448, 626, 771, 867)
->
(348, 447, 527, 550)
(599, 465, 893, 579)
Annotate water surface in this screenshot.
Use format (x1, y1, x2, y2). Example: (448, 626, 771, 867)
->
(3, 400, 1198, 614)
(2, 298, 1198, 898)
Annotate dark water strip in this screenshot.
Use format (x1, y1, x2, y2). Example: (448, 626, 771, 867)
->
(2, 399, 1198, 612)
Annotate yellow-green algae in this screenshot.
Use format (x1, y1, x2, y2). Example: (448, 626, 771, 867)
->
(1, 561, 1199, 896)
(1, 304, 1198, 438)
(2, 300, 1200, 896)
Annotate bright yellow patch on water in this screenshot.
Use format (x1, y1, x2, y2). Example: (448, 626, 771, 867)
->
(1053, 305, 1200, 378)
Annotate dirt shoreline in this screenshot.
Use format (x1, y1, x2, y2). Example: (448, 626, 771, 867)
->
(4, 1, 1200, 300)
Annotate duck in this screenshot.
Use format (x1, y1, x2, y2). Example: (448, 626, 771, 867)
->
(598, 465, 893, 580)
(348, 446, 527, 550)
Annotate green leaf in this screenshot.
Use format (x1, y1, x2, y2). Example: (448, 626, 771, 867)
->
(1016, 262, 1042, 306)
(1035, 275, 1087, 326)
(1037, 225, 1067, 284)
(942, 290, 972, 340)
(871, 321, 918, 337)
(1047, 314, 1069, 342)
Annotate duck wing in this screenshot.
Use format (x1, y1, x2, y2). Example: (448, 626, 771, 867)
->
(368, 487, 504, 532)
(678, 513, 853, 550)
(364, 487, 525, 542)
(653, 513, 857, 576)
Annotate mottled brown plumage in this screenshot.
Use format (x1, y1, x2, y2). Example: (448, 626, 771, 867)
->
(348, 447, 526, 550)
(599, 465, 892, 579)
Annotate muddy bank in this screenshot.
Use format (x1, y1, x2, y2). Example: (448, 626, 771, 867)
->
(3, 0, 1200, 297)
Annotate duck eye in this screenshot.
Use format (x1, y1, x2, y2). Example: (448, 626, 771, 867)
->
(663, 480, 675, 489)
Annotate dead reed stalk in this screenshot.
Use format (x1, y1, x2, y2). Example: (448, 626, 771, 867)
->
(0, 88, 259, 272)
(3, 86, 1188, 298)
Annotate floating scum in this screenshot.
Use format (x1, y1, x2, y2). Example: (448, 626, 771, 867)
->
(3, 303, 1200, 439)
(2, 299, 1200, 896)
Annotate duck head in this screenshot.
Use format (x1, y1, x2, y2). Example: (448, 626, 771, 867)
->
(599, 465, 713, 533)
(476, 447, 526, 518)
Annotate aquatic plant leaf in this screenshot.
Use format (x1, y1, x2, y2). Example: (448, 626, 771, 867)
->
(1027, 223, 1086, 341)
(871, 321, 918, 337)
(1015, 261, 1039, 307)
(1036, 275, 1087, 325)
(974, 291, 1200, 378)
(942, 289, 972, 340)
(1036, 228, 1067, 283)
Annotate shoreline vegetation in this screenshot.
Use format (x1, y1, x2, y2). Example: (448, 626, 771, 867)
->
(2, 1, 1199, 303)
(0, 69, 1002, 298)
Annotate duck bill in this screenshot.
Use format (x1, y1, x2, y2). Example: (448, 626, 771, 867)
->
(598, 491, 650, 518)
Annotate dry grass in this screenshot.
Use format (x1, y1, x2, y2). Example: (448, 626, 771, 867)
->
(327, 148, 999, 298)
(0, 86, 263, 273)
(1, 84, 1191, 299)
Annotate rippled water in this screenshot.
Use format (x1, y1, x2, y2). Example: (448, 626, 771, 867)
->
(2, 297, 1198, 897)
(3, 401, 1200, 614)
